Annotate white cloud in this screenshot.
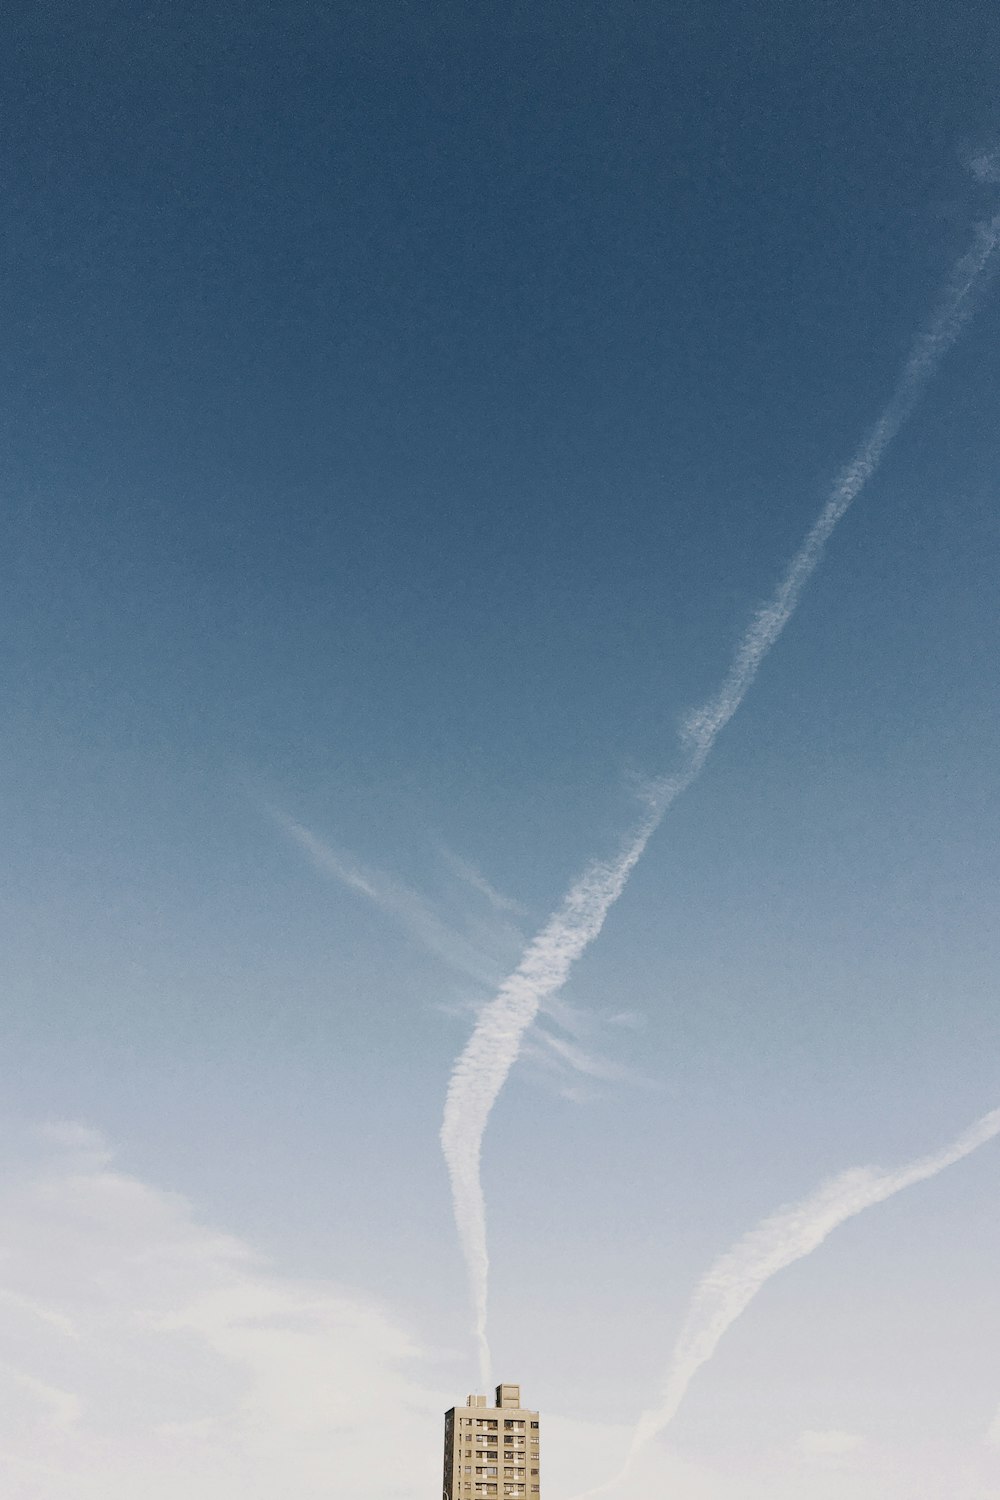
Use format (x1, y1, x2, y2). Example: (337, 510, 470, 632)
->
(604, 1011, 646, 1030)
(556, 1425, 1000, 1500)
(985, 1403, 1000, 1447)
(797, 1428, 866, 1459)
(36, 1122, 112, 1170)
(1, 1125, 999, 1500)
(0, 1127, 444, 1500)
(969, 147, 1000, 185)
(0, 1365, 83, 1429)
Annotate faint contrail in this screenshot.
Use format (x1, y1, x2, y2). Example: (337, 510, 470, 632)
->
(272, 809, 512, 986)
(440, 208, 1000, 1385)
(572, 1104, 1000, 1498)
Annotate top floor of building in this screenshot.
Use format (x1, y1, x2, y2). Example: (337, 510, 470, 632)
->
(445, 1384, 540, 1433)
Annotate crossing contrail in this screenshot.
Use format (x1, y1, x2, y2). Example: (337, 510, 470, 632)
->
(440, 208, 1000, 1386)
(571, 1103, 1000, 1498)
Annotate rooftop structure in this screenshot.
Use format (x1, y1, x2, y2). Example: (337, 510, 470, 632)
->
(442, 1383, 540, 1500)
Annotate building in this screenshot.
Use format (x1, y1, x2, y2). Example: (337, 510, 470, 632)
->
(442, 1383, 541, 1500)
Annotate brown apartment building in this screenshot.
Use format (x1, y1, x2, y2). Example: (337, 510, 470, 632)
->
(443, 1383, 541, 1500)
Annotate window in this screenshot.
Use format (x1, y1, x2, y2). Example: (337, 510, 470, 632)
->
(530, 1422, 538, 1429)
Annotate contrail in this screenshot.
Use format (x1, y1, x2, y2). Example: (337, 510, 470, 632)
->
(440, 791, 665, 1383)
(440, 208, 1000, 1386)
(572, 1103, 1000, 1498)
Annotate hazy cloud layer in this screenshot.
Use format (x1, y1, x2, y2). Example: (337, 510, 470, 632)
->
(0, 1125, 997, 1500)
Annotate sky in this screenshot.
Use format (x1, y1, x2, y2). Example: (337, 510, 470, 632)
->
(2, 2, 1000, 1496)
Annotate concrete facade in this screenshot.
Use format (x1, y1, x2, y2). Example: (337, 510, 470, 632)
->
(442, 1383, 541, 1500)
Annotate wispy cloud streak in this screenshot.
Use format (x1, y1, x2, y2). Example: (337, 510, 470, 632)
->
(440, 209, 1000, 1383)
(574, 1104, 1000, 1497)
(273, 811, 512, 986)
(535, 1029, 631, 1083)
(438, 849, 528, 917)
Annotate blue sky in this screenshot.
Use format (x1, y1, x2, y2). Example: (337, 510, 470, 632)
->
(3, 3, 1000, 1496)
